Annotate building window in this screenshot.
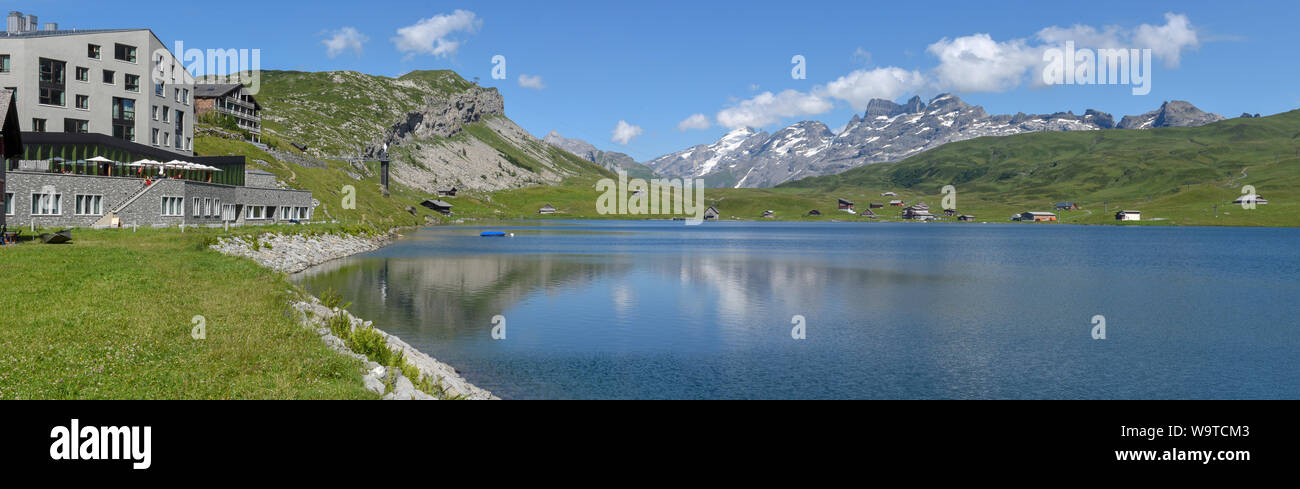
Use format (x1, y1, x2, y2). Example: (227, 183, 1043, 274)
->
(151, 105, 158, 120)
(0, 55, 11, 73)
(111, 97, 135, 141)
(245, 205, 266, 220)
(75, 95, 89, 110)
(114, 44, 137, 63)
(161, 196, 183, 216)
(64, 119, 89, 134)
(32, 118, 46, 132)
(151, 128, 159, 145)
(193, 198, 201, 217)
(174, 111, 185, 149)
(155, 82, 164, 96)
(162, 133, 170, 147)
(75, 195, 103, 216)
(182, 88, 190, 105)
(174, 88, 182, 104)
(88, 44, 101, 59)
(162, 106, 169, 122)
(186, 137, 192, 151)
(38, 58, 67, 106)
(125, 74, 140, 92)
(214, 199, 221, 218)
(75, 66, 89, 82)
(31, 193, 62, 215)
(102, 69, 115, 84)
(4, 192, 12, 216)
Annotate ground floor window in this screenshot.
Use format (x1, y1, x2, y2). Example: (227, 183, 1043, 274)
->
(283, 206, 310, 220)
(161, 196, 183, 216)
(3, 191, 11, 216)
(214, 199, 221, 218)
(31, 193, 62, 215)
(245, 205, 266, 220)
(75, 195, 103, 216)
(221, 204, 235, 221)
(193, 198, 201, 217)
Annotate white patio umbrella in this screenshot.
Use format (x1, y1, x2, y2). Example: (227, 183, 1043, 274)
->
(86, 156, 114, 163)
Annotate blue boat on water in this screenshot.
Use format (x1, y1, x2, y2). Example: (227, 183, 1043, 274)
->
(480, 231, 509, 237)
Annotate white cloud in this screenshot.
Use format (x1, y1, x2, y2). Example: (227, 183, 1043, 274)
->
(817, 67, 928, 111)
(1036, 13, 1198, 68)
(677, 113, 711, 131)
(680, 13, 1207, 129)
(393, 10, 482, 58)
(323, 27, 368, 58)
(611, 120, 643, 145)
(1133, 13, 1199, 68)
(715, 90, 833, 129)
(928, 34, 1042, 93)
(517, 74, 545, 90)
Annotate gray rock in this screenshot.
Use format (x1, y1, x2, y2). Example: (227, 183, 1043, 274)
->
(362, 374, 385, 395)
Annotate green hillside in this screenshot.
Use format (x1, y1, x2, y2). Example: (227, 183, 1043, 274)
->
(778, 109, 1300, 226)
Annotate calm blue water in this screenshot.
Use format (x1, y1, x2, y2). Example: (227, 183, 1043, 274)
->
(295, 220, 1300, 399)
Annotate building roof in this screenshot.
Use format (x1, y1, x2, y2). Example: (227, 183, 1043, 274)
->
(0, 28, 146, 39)
(194, 84, 242, 98)
(1024, 211, 1056, 216)
(423, 199, 453, 208)
(838, 198, 854, 205)
(539, 203, 556, 210)
(246, 169, 274, 176)
(194, 83, 261, 110)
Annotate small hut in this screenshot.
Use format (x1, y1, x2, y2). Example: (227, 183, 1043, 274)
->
(538, 203, 557, 214)
(704, 206, 720, 220)
(837, 198, 855, 211)
(761, 210, 775, 219)
(943, 209, 956, 217)
(436, 186, 458, 197)
(807, 209, 822, 216)
(420, 199, 454, 215)
(869, 202, 884, 209)
(958, 215, 976, 222)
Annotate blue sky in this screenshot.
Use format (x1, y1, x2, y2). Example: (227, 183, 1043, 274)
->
(17, 0, 1300, 160)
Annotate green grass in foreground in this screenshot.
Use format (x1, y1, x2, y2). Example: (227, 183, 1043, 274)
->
(0, 228, 375, 399)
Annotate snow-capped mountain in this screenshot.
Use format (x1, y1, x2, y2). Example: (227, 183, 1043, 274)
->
(543, 130, 657, 179)
(646, 94, 1225, 188)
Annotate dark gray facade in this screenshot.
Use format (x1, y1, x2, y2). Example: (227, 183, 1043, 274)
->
(5, 169, 313, 228)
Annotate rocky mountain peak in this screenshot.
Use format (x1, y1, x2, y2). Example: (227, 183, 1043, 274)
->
(1117, 100, 1224, 129)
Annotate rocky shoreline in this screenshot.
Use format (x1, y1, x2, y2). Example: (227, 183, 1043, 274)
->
(211, 231, 497, 400)
(291, 297, 496, 400)
(210, 232, 395, 274)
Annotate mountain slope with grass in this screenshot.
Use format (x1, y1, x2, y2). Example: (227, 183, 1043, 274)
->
(253, 70, 611, 193)
(779, 109, 1300, 226)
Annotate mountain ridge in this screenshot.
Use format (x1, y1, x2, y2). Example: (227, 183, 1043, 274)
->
(647, 94, 1227, 188)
